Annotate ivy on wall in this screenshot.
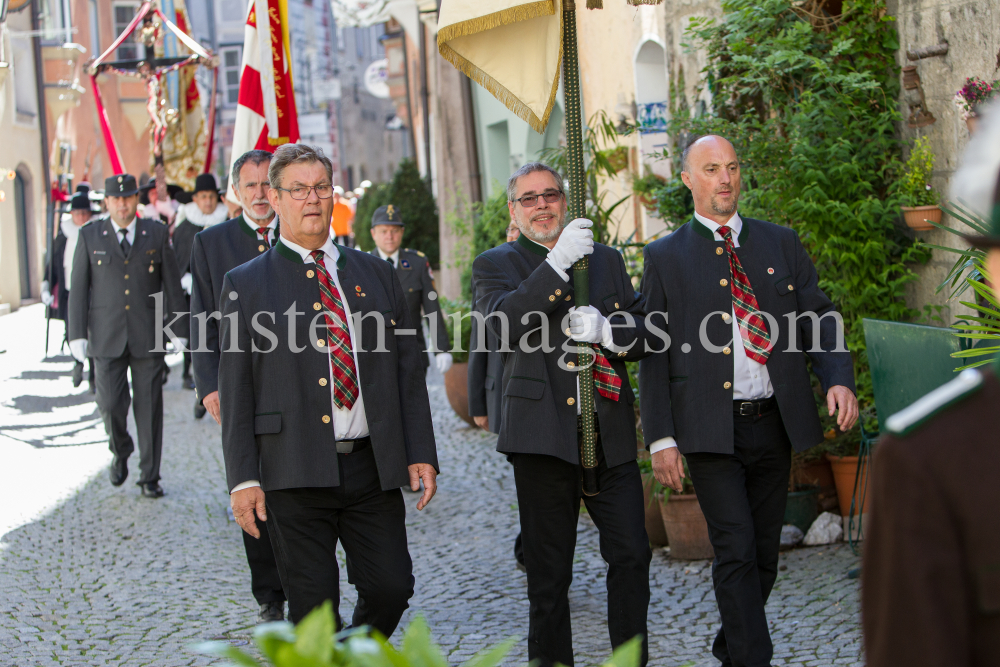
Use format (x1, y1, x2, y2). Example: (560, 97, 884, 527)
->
(664, 0, 929, 427)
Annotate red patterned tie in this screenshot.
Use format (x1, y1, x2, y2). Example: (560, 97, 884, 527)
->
(591, 345, 621, 401)
(718, 226, 771, 364)
(257, 227, 271, 248)
(310, 250, 359, 409)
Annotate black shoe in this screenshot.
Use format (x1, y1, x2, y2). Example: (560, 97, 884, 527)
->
(72, 361, 84, 387)
(194, 400, 207, 419)
(110, 455, 128, 486)
(182, 374, 196, 390)
(140, 482, 164, 498)
(257, 601, 285, 624)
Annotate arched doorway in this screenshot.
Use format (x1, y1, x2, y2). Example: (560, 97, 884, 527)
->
(14, 171, 32, 300)
(633, 38, 670, 178)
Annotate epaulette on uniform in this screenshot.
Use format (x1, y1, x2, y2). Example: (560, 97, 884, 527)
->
(415, 250, 426, 258)
(884, 368, 984, 437)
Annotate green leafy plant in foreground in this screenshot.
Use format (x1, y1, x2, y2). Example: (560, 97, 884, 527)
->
(196, 601, 642, 667)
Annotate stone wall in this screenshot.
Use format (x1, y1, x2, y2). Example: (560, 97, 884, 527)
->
(890, 0, 1000, 322)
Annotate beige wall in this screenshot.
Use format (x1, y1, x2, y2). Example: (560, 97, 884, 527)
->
(0, 9, 48, 313)
(890, 0, 1000, 321)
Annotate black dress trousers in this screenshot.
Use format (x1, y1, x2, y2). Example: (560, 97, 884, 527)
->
(685, 404, 792, 667)
(511, 429, 651, 667)
(93, 347, 165, 485)
(264, 445, 413, 634)
(242, 516, 285, 605)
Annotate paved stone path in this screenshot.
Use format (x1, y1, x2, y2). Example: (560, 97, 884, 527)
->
(0, 306, 864, 666)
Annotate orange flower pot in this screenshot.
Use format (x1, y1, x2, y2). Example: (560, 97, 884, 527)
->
(901, 205, 942, 231)
(826, 454, 871, 517)
(659, 493, 714, 560)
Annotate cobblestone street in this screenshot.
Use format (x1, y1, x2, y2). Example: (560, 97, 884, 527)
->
(0, 305, 864, 666)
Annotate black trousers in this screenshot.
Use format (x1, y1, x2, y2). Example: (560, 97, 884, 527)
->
(512, 440, 651, 667)
(93, 349, 164, 485)
(264, 446, 413, 634)
(243, 515, 285, 605)
(685, 406, 792, 667)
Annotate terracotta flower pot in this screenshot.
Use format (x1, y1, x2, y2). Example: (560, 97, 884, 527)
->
(901, 205, 942, 231)
(826, 454, 871, 517)
(796, 459, 838, 512)
(966, 115, 979, 134)
(443, 362, 477, 427)
(641, 473, 669, 547)
(659, 493, 714, 560)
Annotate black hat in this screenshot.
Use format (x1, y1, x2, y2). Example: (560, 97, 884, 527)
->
(194, 173, 220, 195)
(372, 204, 404, 227)
(105, 174, 140, 197)
(75, 182, 91, 196)
(70, 193, 93, 211)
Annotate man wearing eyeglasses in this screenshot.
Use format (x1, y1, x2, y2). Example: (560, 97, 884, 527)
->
(188, 149, 287, 624)
(471, 162, 653, 667)
(218, 143, 438, 633)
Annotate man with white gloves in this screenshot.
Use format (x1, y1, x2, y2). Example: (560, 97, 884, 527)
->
(68, 174, 187, 498)
(368, 204, 453, 376)
(471, 162, 653, 667)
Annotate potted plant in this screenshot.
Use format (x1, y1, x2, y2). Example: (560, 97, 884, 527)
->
(954, 76, 999, 134)
(439, 296, 476, 427)
(823, 430, 871, 519)
(631, 170, 667, 212)
(636, 457, 669, 547)
(658, 460, 714, 560)
(899, 137, 941, 231)
(790, 430, 839, 514)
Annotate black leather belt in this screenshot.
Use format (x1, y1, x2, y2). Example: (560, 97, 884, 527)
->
(336, 436, 370, 454)
(734, 396, 777, 417)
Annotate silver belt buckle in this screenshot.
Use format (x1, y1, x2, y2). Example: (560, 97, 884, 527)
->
(738, 401, 755, 416)
(336, 440, 355, 454)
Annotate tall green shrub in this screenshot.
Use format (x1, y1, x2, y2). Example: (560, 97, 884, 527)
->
(354, 182, 391, 253)
(669, 0, 928, 424)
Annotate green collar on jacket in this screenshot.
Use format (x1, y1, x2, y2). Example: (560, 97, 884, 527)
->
(517, 232, 550, 258)
(690, 215, 750, 246)
(274, 237, 348, 271)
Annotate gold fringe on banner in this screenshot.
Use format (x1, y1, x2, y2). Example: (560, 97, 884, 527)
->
(436, 0, 554, 45)
(438, 36, 562, 134)
(586, 0, 603, 8)
(626, 0, 663, 4)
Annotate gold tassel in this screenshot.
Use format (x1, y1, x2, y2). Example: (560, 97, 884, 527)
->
(626, 0, 664, 4)
(437, 0, 555, 44)
(586, 0, 603, 8)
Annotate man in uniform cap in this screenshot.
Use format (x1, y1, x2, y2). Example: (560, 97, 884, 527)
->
(44, 189, 97, 391)
(189, 150, 286, 623)
(863, 101, 1000, 667)
(369, 204, 452, 377)
(68, 173, 186, 498)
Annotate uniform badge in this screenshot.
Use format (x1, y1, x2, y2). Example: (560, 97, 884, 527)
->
(400, 259, 410, 269)
(387, 204, 395, 219)
(767, 267, 774, 275)
(428, 266, 434, 279)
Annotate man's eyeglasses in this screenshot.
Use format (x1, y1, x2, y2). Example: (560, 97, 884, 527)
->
(276, 185, 334, 200)
(512, 190, 564, 208)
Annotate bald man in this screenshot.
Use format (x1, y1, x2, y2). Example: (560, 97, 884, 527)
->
(639, 135, 857, 667)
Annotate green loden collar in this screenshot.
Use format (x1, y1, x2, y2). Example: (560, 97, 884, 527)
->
(517, 232, 550, 258)
(274, 237, 347, 270)
(691, 216, 750, 246)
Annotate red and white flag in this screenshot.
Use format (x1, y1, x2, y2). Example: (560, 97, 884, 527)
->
(227, 0, 299, 202)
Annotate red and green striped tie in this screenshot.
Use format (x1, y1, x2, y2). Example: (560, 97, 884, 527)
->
(310, 250, 359, 410)
(718, 226, 771, 365)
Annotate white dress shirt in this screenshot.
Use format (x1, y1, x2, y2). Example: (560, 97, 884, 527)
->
(230, 234, 370, 494)
(243, 214, 278, 245)
(649, 211, 774, 455)
(113, 217, 137, 247)
(376, 247, 400, 266)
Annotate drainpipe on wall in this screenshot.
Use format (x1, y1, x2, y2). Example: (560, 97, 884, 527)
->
(32, 0, 54, 298)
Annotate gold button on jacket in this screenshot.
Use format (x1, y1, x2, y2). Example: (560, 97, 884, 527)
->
(716, 247, 724, 255)
(549, 295, 556, 302)
(724, 381, 732, 389)
(322, 415, 331, 424)
(567, 397, 575, 406)
(720, 278, 729, 287)
(317, 339, 326, 347)
(319, 378, 328, 386)
(306, 270, 315, 279)
(313, 302, 322, 311)
(723, 347, 731, 355)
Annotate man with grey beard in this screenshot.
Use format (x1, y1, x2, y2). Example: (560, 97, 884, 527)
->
(471, 162, 652, 667)
(188, 149, 286, 624)
(639, 135, 857, 667)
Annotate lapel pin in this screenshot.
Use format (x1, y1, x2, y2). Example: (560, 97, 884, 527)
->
(767, 268, 774, 274)
(149, 265, 154, 273)
(142, 230, 146, 236)
(355, 285, 362, 293)
(401, 259, 410, 268)
(361, 293, 366, 297)
(103, 230, 108, 235)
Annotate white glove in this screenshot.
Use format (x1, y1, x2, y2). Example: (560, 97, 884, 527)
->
(435, 352, 453, 375)
(568, 305, 611, 345)
(180, 272, 193, 295)
(69, 339, 88, 362)
(41, 290, 54, 307)
(546, 218, 594, 273)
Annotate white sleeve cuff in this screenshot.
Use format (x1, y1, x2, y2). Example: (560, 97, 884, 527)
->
(649, 437, 678, 454)
(230, 480, 261, 494)
(545, 257, 570, 282)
